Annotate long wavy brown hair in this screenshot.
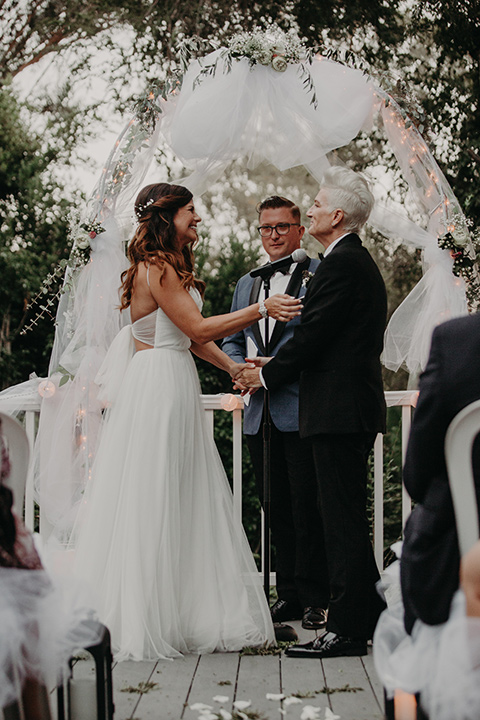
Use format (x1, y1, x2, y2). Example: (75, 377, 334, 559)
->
(120, 183, 206, 309)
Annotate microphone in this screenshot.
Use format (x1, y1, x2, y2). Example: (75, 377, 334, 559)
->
(250, 248, 307, 279)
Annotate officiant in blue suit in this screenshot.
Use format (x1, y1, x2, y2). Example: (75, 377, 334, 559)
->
(222, 196, 329, 630)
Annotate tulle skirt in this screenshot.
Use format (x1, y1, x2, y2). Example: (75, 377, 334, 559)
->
(0, 567, 101, 709)
(73, 346, 274, 661)
(374, 585, 480, 720)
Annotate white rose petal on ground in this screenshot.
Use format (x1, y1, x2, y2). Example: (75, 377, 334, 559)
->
(190, 703, 213, 712)
(325, 708, 341, 720)
(284, 696, 303, 706)
(213, 695, 230, 704)
(233, 700, 252, 710)
(266, 693, 286, 701)
(300, 706, 322, 720)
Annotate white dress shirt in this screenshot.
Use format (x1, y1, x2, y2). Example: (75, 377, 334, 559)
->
(259, 264, 296, 344)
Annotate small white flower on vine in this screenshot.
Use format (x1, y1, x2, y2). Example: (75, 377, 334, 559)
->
(258, 49, 272, 65)
(76, 235, 91, 250)
(284, 696, 303, 706)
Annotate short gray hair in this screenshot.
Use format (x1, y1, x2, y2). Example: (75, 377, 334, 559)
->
(320, 167, 374, 232)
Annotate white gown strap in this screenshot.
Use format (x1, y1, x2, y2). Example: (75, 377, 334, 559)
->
(146, 263, 150, 287)
(95, 325, 135, 406)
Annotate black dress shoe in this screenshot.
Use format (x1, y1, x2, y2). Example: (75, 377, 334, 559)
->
(302, 607, 328, 630)
(274, 623, 298, 642)
(270, 599, 303, 623)
(285, 631, 367, 658)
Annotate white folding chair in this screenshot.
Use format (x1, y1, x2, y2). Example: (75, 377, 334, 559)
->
(0, 412, 30, 518)
(445, 398, 480, 556)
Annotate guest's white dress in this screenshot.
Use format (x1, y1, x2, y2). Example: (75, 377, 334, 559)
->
(374, 563, 480, 720)
(73, 288, 274, 661)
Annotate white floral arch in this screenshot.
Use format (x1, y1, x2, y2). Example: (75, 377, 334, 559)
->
(0, 36, 474, 539)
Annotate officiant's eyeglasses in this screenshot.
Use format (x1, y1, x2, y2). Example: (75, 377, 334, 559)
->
(257, 223, 300, 237)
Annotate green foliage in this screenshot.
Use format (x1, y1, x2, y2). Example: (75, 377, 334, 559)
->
(296, 0, 405, 67)
(407, 1, 480, 224)
(0, 83, 75, 388)
(120, 681, 159, 694)
(239, 642, 291, 656)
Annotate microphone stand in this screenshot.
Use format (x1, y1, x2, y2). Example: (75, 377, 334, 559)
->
(261, 274, 272, 603)
(260, 272, 298, 643)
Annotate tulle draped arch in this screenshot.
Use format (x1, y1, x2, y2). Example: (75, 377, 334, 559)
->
(0, 43, 473, 541)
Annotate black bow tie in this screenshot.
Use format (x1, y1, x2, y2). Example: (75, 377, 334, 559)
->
(274, 266, 291, 276)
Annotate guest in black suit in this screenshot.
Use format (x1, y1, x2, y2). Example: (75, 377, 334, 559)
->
(236, 166, 388, 657)
(401, 313, 480, 634)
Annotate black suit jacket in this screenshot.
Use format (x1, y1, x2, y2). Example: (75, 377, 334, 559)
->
(401, 312, 480, 629)
(262, 233, 387, 437)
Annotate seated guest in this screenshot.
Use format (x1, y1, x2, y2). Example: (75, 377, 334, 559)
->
(0, 420, 99, 719)
(401, 313, 480, 634)
(374, 313, 480, 720)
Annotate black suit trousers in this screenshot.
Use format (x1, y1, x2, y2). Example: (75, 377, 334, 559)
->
(246, 418, 329, 608)
(310, 432, 386, 640)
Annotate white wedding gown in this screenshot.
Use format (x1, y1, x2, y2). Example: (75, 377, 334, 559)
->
(73, 288, 274, 661)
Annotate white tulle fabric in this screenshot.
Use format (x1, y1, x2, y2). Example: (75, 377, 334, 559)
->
(164, 52, 374, 184)
(0, 567, 102, 709)
(72, 289, 274, 661)
(0, 46, 471, 551)
(374, 590, 480, 720)
(161, 56, 469, 376)
(369, 203, 468, 375)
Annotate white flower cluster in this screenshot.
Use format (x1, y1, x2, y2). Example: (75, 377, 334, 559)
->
(190, 694, 341, 720)
(67, 214, 106, 267)
(228, 29, 306, 73)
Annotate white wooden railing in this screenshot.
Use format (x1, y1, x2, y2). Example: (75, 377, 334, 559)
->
(19, 390, 417, 573)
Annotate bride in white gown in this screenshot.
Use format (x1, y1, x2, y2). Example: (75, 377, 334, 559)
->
(73, 182, 302, 661)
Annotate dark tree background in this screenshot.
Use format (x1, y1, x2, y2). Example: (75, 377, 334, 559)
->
(2, 0, 480, 555)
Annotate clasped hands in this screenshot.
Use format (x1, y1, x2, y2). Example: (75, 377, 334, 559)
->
(230, 356, 272, 394)
(227, 293, 301, 394)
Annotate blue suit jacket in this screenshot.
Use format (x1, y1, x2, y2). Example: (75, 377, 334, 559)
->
(222, 257, 320, 435)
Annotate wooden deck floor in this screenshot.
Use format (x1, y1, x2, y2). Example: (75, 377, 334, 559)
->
(65, 621, 385, 720)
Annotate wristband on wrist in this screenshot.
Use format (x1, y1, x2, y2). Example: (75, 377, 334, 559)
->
(258, 299, 269, 319)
